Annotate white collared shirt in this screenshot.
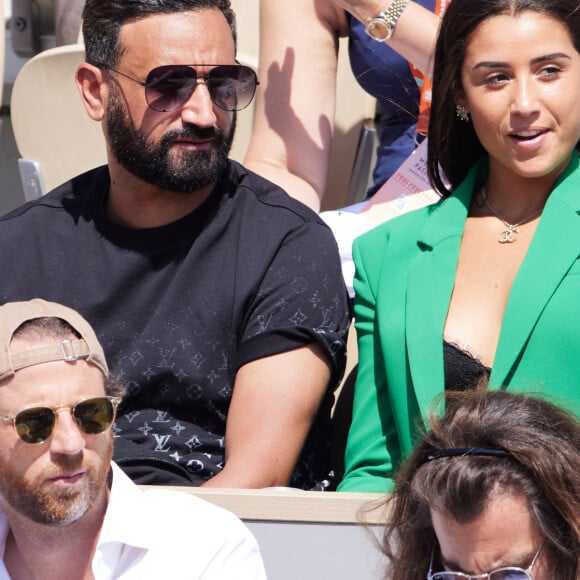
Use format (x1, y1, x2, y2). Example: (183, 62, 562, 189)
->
(0, 463, 266, 579)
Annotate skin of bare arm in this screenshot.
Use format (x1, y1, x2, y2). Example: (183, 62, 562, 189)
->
(333, 0, 439, 75)
(244, 0, 440, 211)
(201, 344, 332, 488)
(244, 0, 344, 210)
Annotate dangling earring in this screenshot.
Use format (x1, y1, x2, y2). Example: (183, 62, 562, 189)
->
(456, 104, 470, 122)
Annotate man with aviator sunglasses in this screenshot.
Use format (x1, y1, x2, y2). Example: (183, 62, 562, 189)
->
(0, 299, 266, 579)
(0, 0, 351, 490)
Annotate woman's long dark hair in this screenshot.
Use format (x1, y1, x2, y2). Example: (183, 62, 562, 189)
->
(427, 0, 580, 196)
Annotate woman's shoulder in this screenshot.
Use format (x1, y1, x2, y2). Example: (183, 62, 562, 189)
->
(354, 202, 440, 254)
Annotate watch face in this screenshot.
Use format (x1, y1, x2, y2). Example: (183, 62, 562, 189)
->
(367, 18, 393, 41)
(367, 18, 392, 42)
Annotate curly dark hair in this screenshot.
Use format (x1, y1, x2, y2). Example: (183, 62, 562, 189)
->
(428, 0, 580, 196)
(82, 0, 237, 68)
(378, 389, 580, 580)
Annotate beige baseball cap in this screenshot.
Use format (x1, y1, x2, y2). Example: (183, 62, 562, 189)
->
(0, 299, 108, 382)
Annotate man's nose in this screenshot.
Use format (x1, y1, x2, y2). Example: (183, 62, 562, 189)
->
(48, 409, 86, 455)
(179, 80, 218, 128)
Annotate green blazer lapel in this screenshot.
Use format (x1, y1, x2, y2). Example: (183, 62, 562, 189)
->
(492, 156, 580, 386)
(405, 169, 478, 414)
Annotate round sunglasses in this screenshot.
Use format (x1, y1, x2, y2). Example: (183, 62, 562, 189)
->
(0, 396, 122, 444)
(427, 542, 544, 580)
(102, 63, 259, 112)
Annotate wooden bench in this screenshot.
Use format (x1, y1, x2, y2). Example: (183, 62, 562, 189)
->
(142, 486, 389, 580)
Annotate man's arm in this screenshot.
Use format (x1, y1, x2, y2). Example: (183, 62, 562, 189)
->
(202, 343, 331, 488)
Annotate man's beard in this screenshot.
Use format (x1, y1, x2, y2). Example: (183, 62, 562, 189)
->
(0, 447, 112, 527)
(105, 91, 235, 193)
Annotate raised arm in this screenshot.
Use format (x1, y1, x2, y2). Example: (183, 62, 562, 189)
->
(244, 0, 346, 211)
(244, 0, 440, 211)
(333, 0, 440, 76)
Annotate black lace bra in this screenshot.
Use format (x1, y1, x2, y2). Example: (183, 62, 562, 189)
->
(443, 340, 491, 391)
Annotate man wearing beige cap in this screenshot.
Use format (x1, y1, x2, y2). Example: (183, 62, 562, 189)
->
(0, 299, 266, 579)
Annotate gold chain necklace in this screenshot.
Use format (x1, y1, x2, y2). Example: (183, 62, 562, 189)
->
(480, 186, 543, 244)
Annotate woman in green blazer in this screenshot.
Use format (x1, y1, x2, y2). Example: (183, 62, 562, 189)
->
(338, 0, 580, 493)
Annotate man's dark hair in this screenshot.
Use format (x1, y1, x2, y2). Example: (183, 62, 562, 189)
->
(82, 0, 237, 68)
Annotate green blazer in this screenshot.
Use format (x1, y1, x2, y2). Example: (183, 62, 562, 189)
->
(338, 156, 580, 493)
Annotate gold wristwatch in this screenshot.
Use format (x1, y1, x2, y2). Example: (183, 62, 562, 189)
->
(365, 0, 410, 42)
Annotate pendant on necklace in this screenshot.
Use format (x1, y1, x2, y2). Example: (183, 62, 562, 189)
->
(498, 224, 519, 243)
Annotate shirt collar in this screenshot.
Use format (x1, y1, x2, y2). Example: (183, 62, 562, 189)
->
(96, 462, 153, 551)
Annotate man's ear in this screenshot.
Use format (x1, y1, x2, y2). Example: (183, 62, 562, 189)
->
(76, 63, 108, 122)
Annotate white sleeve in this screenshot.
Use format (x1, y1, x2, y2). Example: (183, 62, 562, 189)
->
(321, 204, 372, 299)
(199, 514, 267, 580)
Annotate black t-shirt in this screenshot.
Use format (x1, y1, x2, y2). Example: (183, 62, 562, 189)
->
(0, 161, 351, 488)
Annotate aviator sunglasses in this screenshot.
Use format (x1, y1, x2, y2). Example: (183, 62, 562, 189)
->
(427, 542, 544, 580)
(0, 396, 122, 444)
(101, 63, 259, 112)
